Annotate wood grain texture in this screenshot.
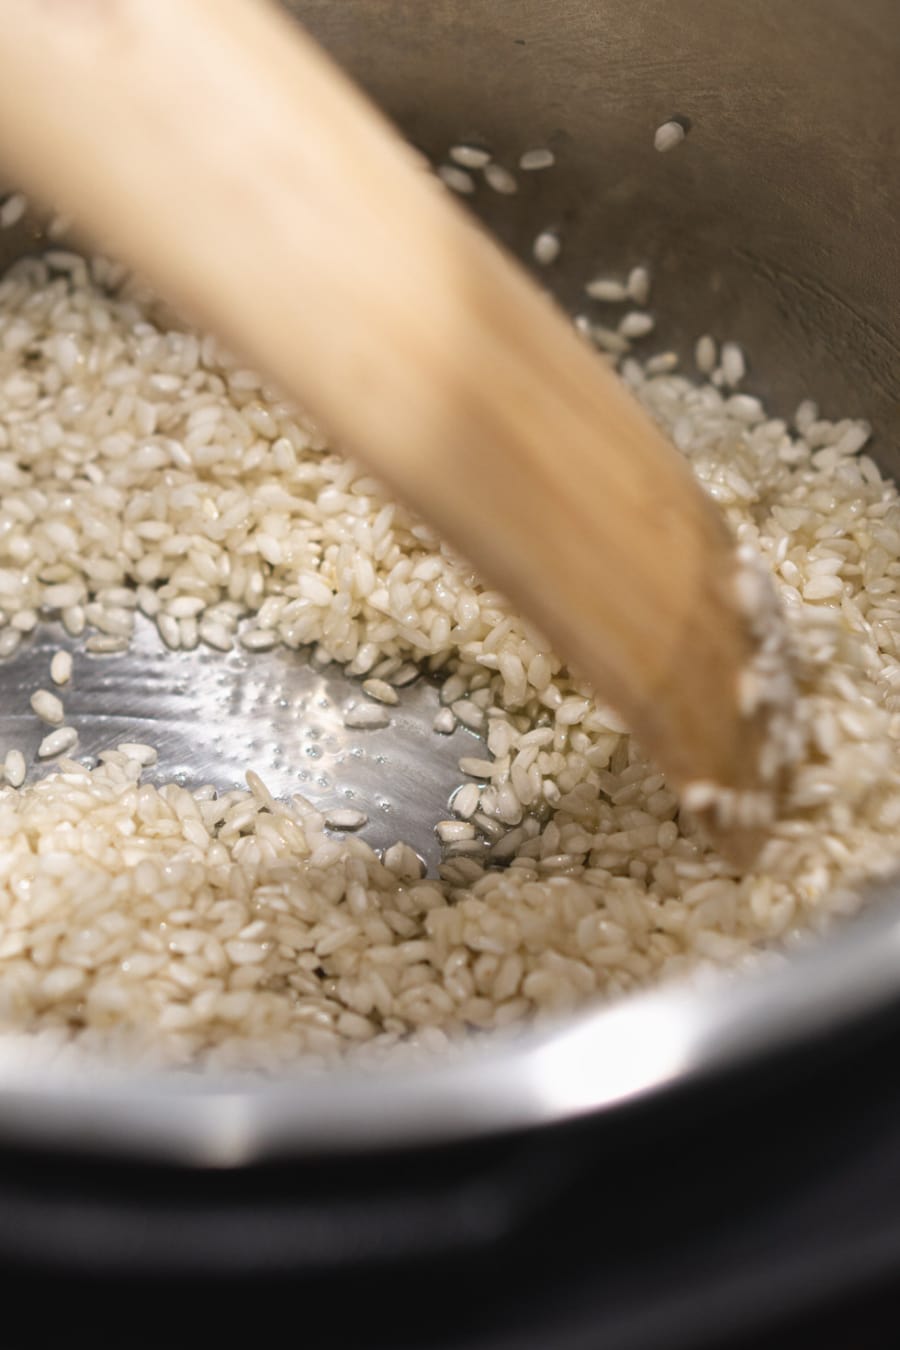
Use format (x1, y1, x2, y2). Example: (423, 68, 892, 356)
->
(0, 0, 782, 844)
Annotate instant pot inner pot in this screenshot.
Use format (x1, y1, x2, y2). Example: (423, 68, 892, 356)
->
(0, 0, 898, 1152)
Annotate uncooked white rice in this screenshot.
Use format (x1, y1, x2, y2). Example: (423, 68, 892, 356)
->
(30, 689, 65, 725)
(519, 148, 555, 171)
(483, 163, 518, 194)
(585, 276, 629, 302)
(627, 266, 652, 305)
(0, 227, 898, 1071)
(449, 144, 492, 170)
(721, 340, 747, 386)
(388, 663, 420, 687)
(644, 352, 679, 376)
(343, 704, 391, 730)
(0, 192, 27, 229)
(116, 742, 158, 766)
(452, 784, 481, 819)
(618, 311, 655, 339)
(36, 726, 78, 759)
(585, 323, 631, 356)
(437, 164, 476, 195)
(695, 334, 717, 374)
(362, 678, 400, 705)
(50, 650, 73, 685)
(325, 807, 369, 831)
(3, 749, 25, 788)
(654, 120, 686, 153)
(436, 820, 476, 844)
(533, 230, 561, 266)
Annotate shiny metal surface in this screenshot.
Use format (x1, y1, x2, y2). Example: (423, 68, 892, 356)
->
(0, 619, 476, 875)
(0, 0, 899, 1163)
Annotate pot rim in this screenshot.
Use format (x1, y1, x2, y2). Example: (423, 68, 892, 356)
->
(1, 882, 898, 1166)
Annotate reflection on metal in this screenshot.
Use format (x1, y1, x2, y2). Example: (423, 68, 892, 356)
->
(0, 617, 478, 874)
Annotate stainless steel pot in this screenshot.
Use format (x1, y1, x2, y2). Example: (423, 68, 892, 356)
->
(0, 0, 899, 1166)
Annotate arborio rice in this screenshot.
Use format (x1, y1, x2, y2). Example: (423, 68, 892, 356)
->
(0, 247, 899, 1072)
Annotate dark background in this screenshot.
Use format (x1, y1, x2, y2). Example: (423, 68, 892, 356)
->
(2, 1001, 900, 1349)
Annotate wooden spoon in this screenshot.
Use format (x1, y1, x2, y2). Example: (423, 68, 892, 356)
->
(0, 0, 792, 860)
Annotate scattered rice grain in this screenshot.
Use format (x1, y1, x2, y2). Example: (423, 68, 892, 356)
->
(483, 163, 517, 194)
(37, 726, 79, 759)
(449, 145, 491, 169)
(30, 689, 65, 724)
(3, 749, 25, 787)
(533, 230, 561, 266)
(519, 148, 555, 170)
(438, 164, 475, 195)
(50, 651, 73, 686)
(654, 120, 686, 152)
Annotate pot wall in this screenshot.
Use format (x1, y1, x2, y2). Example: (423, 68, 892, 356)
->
(292, 0, 900, 470)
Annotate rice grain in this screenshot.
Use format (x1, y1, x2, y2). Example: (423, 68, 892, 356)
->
(519, 148, 555, 170)
(50, 651, 73, 685)
(483, 163, 518, 194)
(30, 689, 65, 725)
(654, 120, 686, 152)
(37, 726, 79, 759)
(533, 230, 561, 266)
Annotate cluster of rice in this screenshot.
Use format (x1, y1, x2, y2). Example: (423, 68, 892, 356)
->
(1, 247, 900, 1071)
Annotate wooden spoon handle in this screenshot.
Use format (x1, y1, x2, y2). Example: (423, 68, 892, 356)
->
(0, 0, 785, 849)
